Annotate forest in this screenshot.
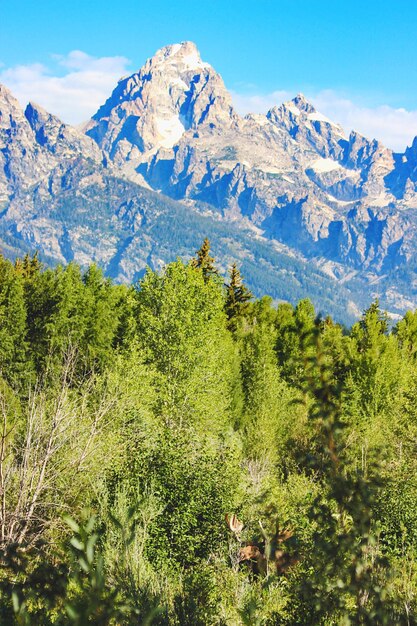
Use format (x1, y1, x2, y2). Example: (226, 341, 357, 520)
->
(0, 239, 417, 625)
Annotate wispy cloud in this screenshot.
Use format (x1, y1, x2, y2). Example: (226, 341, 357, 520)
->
(0, 51, 132, 125)
(231, 88, 417, 152)
(311, 90, 417, 152)
(231, 89, 292, 116)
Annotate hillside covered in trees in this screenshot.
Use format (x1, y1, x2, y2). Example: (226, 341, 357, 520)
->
(1, 241, 417, 625)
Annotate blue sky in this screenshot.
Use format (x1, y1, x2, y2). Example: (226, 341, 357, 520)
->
(1, 0, 417, 150)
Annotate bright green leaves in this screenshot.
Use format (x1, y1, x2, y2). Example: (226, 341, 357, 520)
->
(136, 260, 234, 432)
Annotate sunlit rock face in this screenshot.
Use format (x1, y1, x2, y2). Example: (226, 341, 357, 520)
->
(84, 42, 417, 275)
(84, 42, 238, 164)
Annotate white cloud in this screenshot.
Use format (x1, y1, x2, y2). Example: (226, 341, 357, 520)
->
(0, 51, 132, 125)
(231, 89, 292, 115)
(231, 88, 417, 152)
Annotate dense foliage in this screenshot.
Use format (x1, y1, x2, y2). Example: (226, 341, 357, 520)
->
(0, 243, 416, 625)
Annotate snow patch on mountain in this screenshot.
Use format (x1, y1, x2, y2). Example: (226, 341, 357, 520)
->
(182, 50, 211, 70)
(286, 103, 301, 116)
(309, 158, 342, 173)
(170, 77, 189, 89)
(156, 115, 186, 148)
(308, 112, 332, 123)
(168, 43, 182, 56)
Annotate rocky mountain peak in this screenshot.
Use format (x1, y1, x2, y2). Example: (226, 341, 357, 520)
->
(85, 42, 237, 165)
(344, 130, 393, 168)
(292, 93, 316, 115)
(266, 93, 346, 159)
(0, 86, 54, 196)
(0, 82, 20, 106)
(25, 100, 50, 123)
(0, 83, 30, 132)
(145, 40, 210, 72)
(267, 94, 318, 121)
(24, 101, 101, 159)
(24, 101, 58, 145)
(405, 136, 417, 163)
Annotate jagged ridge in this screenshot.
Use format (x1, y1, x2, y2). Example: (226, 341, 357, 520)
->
(1, 41, 417, 320)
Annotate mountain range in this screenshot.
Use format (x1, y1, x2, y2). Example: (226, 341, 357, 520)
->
(2, 41, 417, 323)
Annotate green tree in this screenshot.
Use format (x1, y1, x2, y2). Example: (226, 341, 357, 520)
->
(240, 297, 293, 465)
(22, 263, 88, 374)
(81, 265, 126, 370)
(394, 308, 417, 358)
(129, 428, 240, 568)
(15, 251, 43, 279)
(136, 260, 235, 432)
(190, 237, 219, 283)
(288, 327, 394, 625)
(225, 262, 252, 331)
(275, 299, 316, 384)
(343, 301, 405, 468)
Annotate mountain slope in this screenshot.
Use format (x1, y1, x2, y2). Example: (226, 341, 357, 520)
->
(86, 43, 417, 267)
(82, 41, 417, 316)
(1, 41, 417, 322)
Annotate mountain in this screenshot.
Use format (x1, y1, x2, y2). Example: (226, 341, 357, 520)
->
(1, 41, 417, 323)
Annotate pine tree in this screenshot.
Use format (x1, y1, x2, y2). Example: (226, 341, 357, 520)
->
(275, 299, 317, 384)
(225, 262, 252, 329)
(344, 299, 404, 461)
(357, 298, 389, 348)
(395, 308, 417, 357)
(82, 264, 122, 369)
(190, 238, 218, 282)
(15, 251, 43, 279)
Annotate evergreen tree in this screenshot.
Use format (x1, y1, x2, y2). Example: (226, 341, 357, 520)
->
(225, 262, 252, 330)
(15, 251, 43, 279)
(356, 298, 389, 350)
(394, 308, 417, 357)
(190, 237, 218, 282)
(275, 298, 316, 384)
(343, 300, 405, 470)
(82, 264, 123, 370)
(23, 263, 89, 374)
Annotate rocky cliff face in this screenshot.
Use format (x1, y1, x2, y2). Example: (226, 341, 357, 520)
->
(0, 85, 109, 262)
(0, 86, 102, 196)
(0, 85, 51, 201)
(1, 41, 417, 322)
(84, 42, 237, 174)
(85, 42, 417, 279)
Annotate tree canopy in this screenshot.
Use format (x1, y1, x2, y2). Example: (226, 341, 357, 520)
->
(0, 245, 416, 625)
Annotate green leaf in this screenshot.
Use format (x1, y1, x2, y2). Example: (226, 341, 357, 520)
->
(64, 516, 80, 533)
(78, 555, 90, 573)
(86, 533, 98, 563)
(85, 516, 96, 534)
(12, 591, 20, 613)
(65, 604, 80, 620)
(70, 537, 84, 551)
